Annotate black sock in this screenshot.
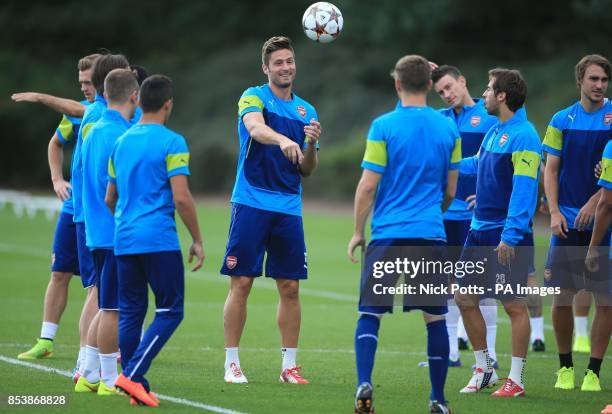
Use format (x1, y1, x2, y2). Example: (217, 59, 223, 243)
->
(559, 352, 573, 369)
(587, 357, 602, 377)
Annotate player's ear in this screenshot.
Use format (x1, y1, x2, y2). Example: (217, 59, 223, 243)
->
(262, 63, 269, 76)
(458, 76, 467, 87)
(426, 79, 433, 92)
(394, 78, 402, 94)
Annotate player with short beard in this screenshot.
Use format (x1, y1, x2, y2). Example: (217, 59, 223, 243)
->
(542, 54, 612, 392)
(221, 36, 321, 385)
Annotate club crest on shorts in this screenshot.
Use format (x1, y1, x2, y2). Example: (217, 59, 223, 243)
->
(604, 113, 612, 126)
(470, 116, 481, 127)
(297, 106, 307, 118)
(226, 256, 237, 270)
(499, 133, 508, 147)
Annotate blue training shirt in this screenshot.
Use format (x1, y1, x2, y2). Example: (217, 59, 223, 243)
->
(460, 108, 541, 246)
(55, 99, 90, 215)
(82, 109, 132, 249)
(438, 99, 497, 221)
(542, 99, 612, 230)
(109, 123, 190, 255)
(362, 104, 461, 240)
(73, 94, 141, 223)
(231, 84, 318, 217)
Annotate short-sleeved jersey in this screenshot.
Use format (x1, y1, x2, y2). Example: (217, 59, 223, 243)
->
(462, 109, 541, 246)
(598, 139, 612, 190)
(438, 99, 497, 221)
(362, 105, 461, 240)
(55, 99, 90, 215)
(109, 123, 190, 255)
(82, 109, 131, 249)
(231, 84, 318, 217)
(72, 95, 141, 223)
(542, 99, 612, 229)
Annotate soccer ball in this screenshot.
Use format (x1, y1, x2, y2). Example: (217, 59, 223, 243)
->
(302, 2, 343, 43)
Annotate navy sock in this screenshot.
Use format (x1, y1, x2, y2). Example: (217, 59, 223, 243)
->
(355, 314, 380, 385)
(427, 319, 449, 403)
(588, 357, 602, 377)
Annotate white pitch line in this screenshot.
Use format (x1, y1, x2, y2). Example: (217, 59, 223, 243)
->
(0, 355, 247, 414)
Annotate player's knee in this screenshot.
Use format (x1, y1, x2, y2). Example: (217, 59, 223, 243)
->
(277, 280, 299, 301)
(503, 301, 528, 319)
(454, 293, 477, 309)
(230, 277, 254, 298)
(51, 271, 71, 286)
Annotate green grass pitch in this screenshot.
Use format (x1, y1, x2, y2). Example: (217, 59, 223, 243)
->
(0, 202, 609, 413)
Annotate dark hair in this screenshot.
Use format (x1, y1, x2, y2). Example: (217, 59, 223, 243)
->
(262, 36, 294, 65)
(140, 74, 173, 113)
(575, 54, 611, 87)
(77, 53, 102, 71)
(431, 65, 462, 84)
(488, 68, 527, 112)
(130, 64, 149, 86)
(91, 54, 130, 94)
(391, 55, 431, 93)
(104, 69, 139, 104)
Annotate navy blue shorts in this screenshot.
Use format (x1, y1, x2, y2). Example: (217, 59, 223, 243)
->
(94, 249, 119, 310)
(116, 250, 184, 314)
(220, 203, 307, 280)
(76, 222, 96, 289)
(358, 238, 449, 316)
(545, 230, 610, 293)
(51, 212, 80, 275)
(458, 228, 533, 300)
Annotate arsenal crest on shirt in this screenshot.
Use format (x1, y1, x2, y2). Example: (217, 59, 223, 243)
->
(297, 106, 307, 118)
(470, 116, 481, 127)
(499, 133, 508, 146)
(604, 113, 612, 126)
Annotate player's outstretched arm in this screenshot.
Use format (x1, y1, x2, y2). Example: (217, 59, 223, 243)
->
(299, 119, 321, 177)
(48, 134, 71, 201)
(585, 188, 612, 272)
(544, 154, 568, 238)
(11, 92, 85, 117)
(170, 175, 205, 271)
(243, 111, 303, 164)
(442, 169, 458, 212)
(348, 169, 381, 263)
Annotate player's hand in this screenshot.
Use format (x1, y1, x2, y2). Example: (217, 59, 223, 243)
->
(495, 241, 515, 266)
(574, 200, 596, 231)
(280, 137, 303, 165)
(11, 92, 40, 103)
(428, 61, 439, 71)
(550, 211, 568, 239)
(348, 233, 366, 263)
(52, 178, 72, 201)
(188, 241, 205, 271)
(594, 161, 602, 179)
(304, 119, 321, 145)
(465, 194, 476, 210)
(585, 246, 600, 273)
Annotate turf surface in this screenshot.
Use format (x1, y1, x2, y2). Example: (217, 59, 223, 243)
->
(0, 202, 609, 413)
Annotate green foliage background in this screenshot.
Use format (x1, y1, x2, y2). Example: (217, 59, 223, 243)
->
(1, 0, 611, 199)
